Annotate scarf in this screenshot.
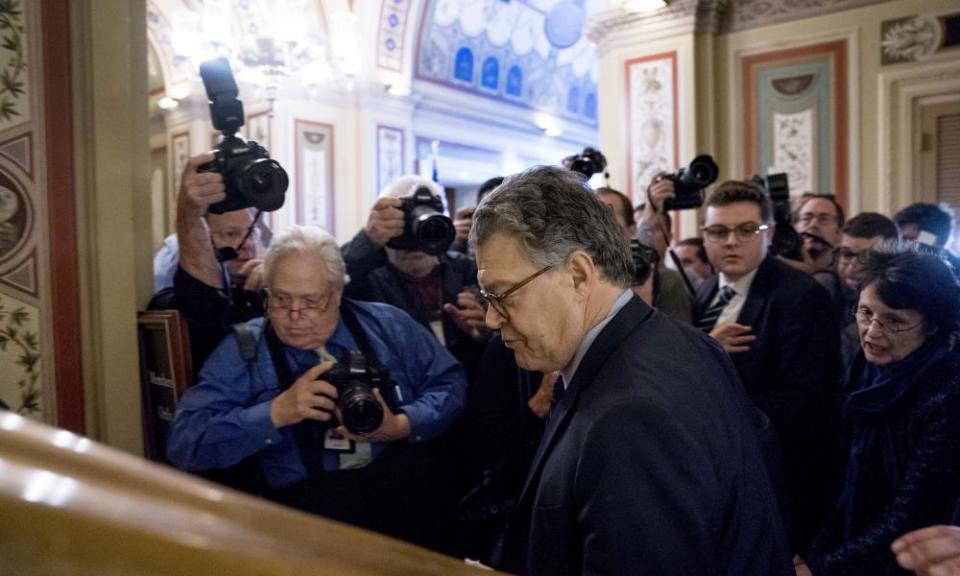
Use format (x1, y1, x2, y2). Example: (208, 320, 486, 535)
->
(836, 338, 948, 538)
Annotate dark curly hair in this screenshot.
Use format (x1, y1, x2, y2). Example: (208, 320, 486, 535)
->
(855, 242, 960, 349)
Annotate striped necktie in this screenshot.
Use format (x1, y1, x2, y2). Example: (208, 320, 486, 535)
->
(550, 373, 565, 410)
(697, 285, 736, 333)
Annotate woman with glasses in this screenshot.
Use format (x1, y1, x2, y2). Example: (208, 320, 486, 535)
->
(796, 245, 960, 576)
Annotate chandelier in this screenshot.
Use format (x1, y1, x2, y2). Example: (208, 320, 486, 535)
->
(169, 0, 360, 99)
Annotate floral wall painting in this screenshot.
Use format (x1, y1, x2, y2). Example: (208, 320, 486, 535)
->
(295, 120, 335, 233)
(0, 0, 29, 132)
(0, 168, 30, 264)
(741, 40, 848, 208)
(0, 293, 41, 417)
(625, 51, 678, 203)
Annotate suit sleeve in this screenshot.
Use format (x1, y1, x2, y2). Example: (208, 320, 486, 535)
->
(574, 399, 719, 576)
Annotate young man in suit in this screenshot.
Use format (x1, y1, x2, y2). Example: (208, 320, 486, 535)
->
(471, 166, 791, 576)
(695, 180, 841, 550)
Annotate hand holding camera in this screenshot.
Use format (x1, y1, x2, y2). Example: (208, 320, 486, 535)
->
(178, 152, 227, 218)
(335, 387, 411, 443)
(269, 361, 339, 428)
(365, 197, 406, 246)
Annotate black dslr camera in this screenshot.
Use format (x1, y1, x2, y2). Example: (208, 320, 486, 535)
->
(630, 239, 659, 286)
(198, 57, 288, 215)
(387, 186, 456, 256)
(324, 351, 395, 435)
(662, 155, 719, 211)
(750, 172, 803, 261)
(568, 147, 608, 180)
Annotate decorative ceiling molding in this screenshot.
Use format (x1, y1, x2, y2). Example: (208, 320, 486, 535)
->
(723, 0, 893, 33)
(586, 0, 729, 56)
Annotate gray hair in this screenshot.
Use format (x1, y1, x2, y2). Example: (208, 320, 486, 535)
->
(263, 225, 349, 290)
(380, 174, 444, 201)
(469, 166, 634, 287)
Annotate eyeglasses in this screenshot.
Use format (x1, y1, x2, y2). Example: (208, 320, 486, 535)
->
(797, 213, 839, 226)
(266, 289, 335, 317)
(701, 223, 769, 243)
(479, 265, 553, 321)
(854, 306, 923, 334)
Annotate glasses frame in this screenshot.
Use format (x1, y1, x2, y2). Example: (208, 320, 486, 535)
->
(853, 306, 924, 335)
(479, 265, 553, 321)
(700, 223, 770, 244)
(265, 288, 336, 317)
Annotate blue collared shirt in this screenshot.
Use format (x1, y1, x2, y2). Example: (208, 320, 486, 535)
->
(166, 299, 467, 488)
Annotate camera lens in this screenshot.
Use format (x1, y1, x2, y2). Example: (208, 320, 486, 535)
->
(238, 158, 288, 212)
(339, 381, 384, 434)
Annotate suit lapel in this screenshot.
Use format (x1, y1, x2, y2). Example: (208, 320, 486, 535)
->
(515, 295, 654, 507)
(736, 256, 775, 326)
(695, 275, 720, 319)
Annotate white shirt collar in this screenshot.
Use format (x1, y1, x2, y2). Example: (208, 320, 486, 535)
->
(719, 267, 759, 298)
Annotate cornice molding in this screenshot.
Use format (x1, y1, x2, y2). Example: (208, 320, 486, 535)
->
(586, 0, 729, 56)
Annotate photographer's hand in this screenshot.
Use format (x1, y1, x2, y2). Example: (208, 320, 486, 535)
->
(709, 323, 757, 353)
(443, 289, 489, 342)
(239, 258, 265, 292)
(269, 361, 338, 428)
(364, 197, 405, 247)
(336, 388, 411, 443)
(452, 206, 475, 252)
(644, 173, 675, 216)
(177, 152, 228, 288)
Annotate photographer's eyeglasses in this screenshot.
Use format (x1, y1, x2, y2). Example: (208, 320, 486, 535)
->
(853, 306, 923, 334)
(266, 289, 335, 317)
(479, 265, 553, 322)
(701, 223, 769, 244)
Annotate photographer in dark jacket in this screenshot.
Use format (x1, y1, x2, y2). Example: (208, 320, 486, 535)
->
(341, 176, 489, 378)
(148, 152, 266, 374)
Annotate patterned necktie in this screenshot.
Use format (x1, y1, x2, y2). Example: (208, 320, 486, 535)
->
(697, 285, 736, 333)
(550, 373, 565, 411)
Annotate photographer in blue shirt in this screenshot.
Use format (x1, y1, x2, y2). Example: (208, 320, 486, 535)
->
(167, 224, 466, 551)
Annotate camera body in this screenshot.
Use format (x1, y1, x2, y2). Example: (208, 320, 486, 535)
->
(387, 186, 456, 256)
(324, 351, 394, 435)
(663, 155, 719, 211)
(750, 172, 803, 261)
(198, 57, 288, 215)
(568, 147, 608, 180)
(630, 239, 659, 287)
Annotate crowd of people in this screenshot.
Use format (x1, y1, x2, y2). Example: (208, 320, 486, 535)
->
(154, 151, 960, 576)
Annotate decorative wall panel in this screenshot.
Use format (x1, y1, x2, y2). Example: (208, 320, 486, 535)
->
(625, 51, 678, 203)
(377, 125, 405, 195)
(377, 0, 413, 72)
(881, 12, 960, 65)
(294, 120, 335, 233)
(741, 40, 848, 206)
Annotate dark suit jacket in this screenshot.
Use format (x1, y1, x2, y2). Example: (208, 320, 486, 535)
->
(500, 295, 792, 576)
(694, 255, 840, 546)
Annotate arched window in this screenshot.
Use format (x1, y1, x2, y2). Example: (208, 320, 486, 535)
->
(584, 92, 597, 120)
(567, 87, 580, 114)
(454, 47, 474, 82)
(481, 57, 499, 90)
(506, 65, 523, 97)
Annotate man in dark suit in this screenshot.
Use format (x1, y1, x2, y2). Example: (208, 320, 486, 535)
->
(695, 180, 840, 550)
(470, 166, 791, 576)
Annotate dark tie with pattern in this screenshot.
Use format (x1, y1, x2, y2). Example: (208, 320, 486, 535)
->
(697, 285, 736, 333)
(550, 374, 565, 411)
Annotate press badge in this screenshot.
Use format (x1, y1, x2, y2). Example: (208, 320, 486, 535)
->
(323, 428, 353, 452)
(429, 319, 446, 346)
